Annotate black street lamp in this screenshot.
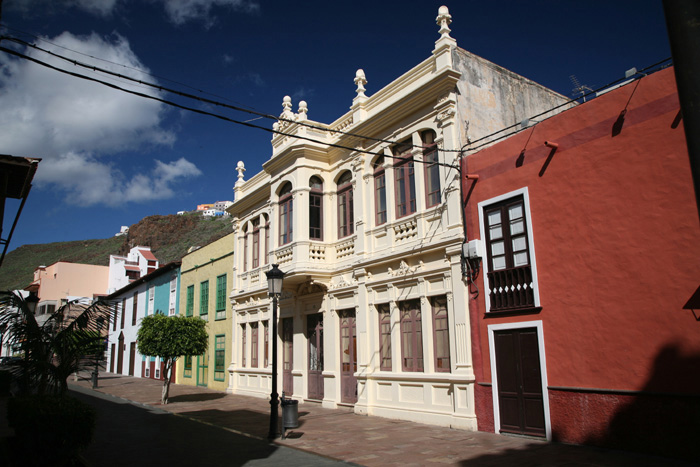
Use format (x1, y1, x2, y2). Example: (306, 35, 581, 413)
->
(92, 316, 104, 389)
(265, 264, 284, 440)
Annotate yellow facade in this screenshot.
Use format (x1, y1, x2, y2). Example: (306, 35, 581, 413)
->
(176, 232, 234, 392)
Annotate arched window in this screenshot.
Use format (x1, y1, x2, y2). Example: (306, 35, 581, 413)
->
(279, 182, 293, 245)
(262, 214, 270, 265)
(242, 223, 249, 272)
(422, 130, 440, 207)
(309, 176, 323, 240)
(393, 138, 416, 218)
(337, 171, 354, 238)
(373, 156, 387, 225)
(251, 217, 260, 268)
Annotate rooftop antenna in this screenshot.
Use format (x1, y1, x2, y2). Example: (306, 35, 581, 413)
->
(570, 75, 593, 102)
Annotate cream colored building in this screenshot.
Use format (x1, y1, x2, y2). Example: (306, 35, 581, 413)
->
(176, 232, 234, 391)
(227, 6, 570, 429)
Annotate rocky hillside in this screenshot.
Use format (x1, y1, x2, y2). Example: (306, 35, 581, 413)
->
(0, 212, 233, 291)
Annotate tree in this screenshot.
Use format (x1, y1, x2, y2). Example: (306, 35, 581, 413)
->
(0, 290, 116, 396)
(137, 313, 207, 404)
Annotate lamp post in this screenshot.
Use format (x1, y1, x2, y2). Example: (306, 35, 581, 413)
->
(265, 264, 284, 440)
(92, 317, 104, 389)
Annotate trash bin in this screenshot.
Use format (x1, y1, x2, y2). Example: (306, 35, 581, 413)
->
(281, 398, 299, 429)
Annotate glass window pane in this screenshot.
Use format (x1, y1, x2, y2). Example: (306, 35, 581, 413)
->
(487, 211, 501, 226)
(513, 251, 529, 266)
(493, 256, 507, 270)
(489, 225, 502, 240)
(512, 236, 527, 252)
(509, 203, 523, 220)
(491, 241, 505, 256)
(510, 219, 524, 235)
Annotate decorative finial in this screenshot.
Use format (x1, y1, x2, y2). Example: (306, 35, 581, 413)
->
(281, 96, 293, 115)
(235, 161, 246, 186)
(297, 101, 308, 121)
(436, 6, 452, 39)
(354, 69, 367, 98)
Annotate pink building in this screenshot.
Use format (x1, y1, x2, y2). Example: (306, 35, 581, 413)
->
(26, 261, 109, 317)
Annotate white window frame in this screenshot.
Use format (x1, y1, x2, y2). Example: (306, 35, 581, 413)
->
(487, 320, 551, 440)
(477, 187, 540, 313)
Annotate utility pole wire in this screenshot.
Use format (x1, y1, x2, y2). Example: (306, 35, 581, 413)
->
(0, 45, 460, 170)
(1, 35, 462, 153)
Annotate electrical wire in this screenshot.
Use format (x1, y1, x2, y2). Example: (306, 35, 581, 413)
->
(0, 44, 460, 170)
(0, 34, 464, 155)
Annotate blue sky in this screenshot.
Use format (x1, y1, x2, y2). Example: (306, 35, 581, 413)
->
(1, 0, 670, 250)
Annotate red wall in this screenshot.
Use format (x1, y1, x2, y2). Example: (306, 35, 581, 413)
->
(463, 67, 700, 458)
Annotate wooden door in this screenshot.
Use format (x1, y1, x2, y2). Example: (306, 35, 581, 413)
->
(117, 332, 124, 374)
(128, 342, 136, 376)
(307, 314, 324, 400)
(282, 317, 293, 395)
(197, 351, 209, 387)
(494, 328, 546, 437)
(110, 343, 115, 373)
(339, 309, 357, 404)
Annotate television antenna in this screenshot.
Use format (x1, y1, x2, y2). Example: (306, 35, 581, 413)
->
(570, 75, 593, 102)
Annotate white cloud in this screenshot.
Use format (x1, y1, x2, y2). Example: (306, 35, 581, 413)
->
(158, 0, 260, 27)
(8, 0, 121, 17)
(0, 31, 199, 206)
(37, 154, 202, 206)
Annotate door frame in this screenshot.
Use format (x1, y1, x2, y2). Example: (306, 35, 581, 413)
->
(339, 309, 357, 404)
(487, 320, 551, 440)
(307, 313, 324, 400)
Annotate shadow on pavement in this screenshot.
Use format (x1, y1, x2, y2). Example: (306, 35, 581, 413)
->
(71, 389, 282, 467)
(168, 392, 227, 403)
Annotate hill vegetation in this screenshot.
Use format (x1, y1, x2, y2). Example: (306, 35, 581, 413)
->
(0, 212, 233, 291)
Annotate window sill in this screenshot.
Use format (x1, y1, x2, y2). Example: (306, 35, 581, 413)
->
(485, 306, 542, 317)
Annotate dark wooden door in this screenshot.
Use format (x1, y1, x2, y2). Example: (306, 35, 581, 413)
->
(110, 343, 115, 373)
(494, 328, 546, 437)
(128, 342, 136, 376)
(339, 309, 357, 404)
(282, 318, 293, 395)
(117, 332, 124, 374)
(307, 314, 324, 400)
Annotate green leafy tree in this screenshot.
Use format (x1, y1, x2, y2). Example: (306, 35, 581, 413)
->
(137, 314, 208, 404)
(0, 290, 115, 397)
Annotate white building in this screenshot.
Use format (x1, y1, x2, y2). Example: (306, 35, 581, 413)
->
(107, 246, 159, 294)
(227, 6, 569, 429)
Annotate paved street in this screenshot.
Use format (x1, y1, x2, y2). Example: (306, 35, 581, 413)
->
(2, 373, 696, 466)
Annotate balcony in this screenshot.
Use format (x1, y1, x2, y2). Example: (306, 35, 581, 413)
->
(487, 265, 535, 312)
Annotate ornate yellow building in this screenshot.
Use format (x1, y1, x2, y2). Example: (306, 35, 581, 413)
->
(227, 6, 569, 429)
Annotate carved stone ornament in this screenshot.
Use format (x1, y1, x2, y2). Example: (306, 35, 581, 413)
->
(388, 260, 421, 277)
(296, 281, 326, 296)
(354, 69, 367, 97)
(436, 6, 452, 39)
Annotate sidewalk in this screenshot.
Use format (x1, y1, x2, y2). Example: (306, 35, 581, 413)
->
(67, 373, 693, 466)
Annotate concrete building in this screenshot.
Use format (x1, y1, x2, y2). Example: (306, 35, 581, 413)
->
(105, 262, 181, 380)
(462, 66, 700, 460)
(107, 246, 158, 294)
(176, 233, 234, 391)
(226, 6, 570, 429)
(25, 261, 109, 323)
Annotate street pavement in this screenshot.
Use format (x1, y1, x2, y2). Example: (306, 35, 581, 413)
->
(3, 373, 696, 466)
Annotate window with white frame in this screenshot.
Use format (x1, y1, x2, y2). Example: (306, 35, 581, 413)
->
(479, 188, 540, 313)
(422, 130, 441, 208)
(279, 182, 293, 245)
(337, 171, 354, 238)
(393, 139, 416, 218)
(252, 218, 260, 269)
(373, 156, 387, 225)
(309, 176, 323, 240)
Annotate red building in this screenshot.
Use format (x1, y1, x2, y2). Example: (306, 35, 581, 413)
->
(462, 66, 700, 460)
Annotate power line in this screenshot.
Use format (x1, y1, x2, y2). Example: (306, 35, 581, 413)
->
(1, 34, 460, 154)
(0, 43, 460, 170)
